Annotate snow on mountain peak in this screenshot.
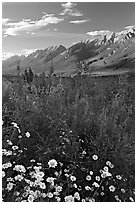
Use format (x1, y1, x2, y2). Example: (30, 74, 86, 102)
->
(87, 30, 111, 36)
(86, 26, 135, 45)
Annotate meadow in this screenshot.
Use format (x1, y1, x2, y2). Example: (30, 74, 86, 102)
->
(2, 72, 135, 202)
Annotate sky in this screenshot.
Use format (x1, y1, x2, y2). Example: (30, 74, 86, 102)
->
(2, 1, 135, 60)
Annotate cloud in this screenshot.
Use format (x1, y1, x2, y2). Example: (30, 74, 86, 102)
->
(60, 2, 83, 16)
(87, 30, 111, 36)
(70, 19, 90, 24)
(3, 48, 44, 60)
(20, 48, 38, 56)
(62, 2, 76, 9)
(2, 52, 16, 60)
(124, 25, 134, 29)
(3, 14, 64, 36)
(22, 19, 32, 22)
(42, 12, 54, 17)
(2, 18, 10, 25)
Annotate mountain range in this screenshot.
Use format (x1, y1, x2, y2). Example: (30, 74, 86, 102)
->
(2, 25, 135, 76)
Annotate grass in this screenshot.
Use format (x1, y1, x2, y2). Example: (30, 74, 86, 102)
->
(2, 72, 135, 202)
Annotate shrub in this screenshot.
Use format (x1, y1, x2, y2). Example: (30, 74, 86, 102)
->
(2, 74, 135, 202)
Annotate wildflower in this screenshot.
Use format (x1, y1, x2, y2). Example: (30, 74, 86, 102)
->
(2, 149, 7, 154)
(27, 166, 32, 170)
(13, 165, 26, 173)
(12, 145, 19, 150)
(92, 182, 99, 188)
(25, 132, 30, 138)
(99, 169, 104, 174)
(37, 171, 44, 177)
(56, 196, 61, 202)
(15, 175, 24, 181)
(82, 150, 86, 155)
(2, 171, 5, 178)
(115, 195, 121, 201)
(24, 147, 27, 150)
(54, 191, 60, 196)
(25, 178, 31, 184)
(70, 175, 76, 181)
(35, 190, 41, 197)
(36, 162, 41, 165)
(42, 193, 46, 198)
(65, 173, 69, 177)
(89, 171, 93, 175)
(18, 129, 21, 133)
(7, 177, 14, 182)
(30, 159, 35, 162)
(85, 186, 91, 191)
(74, 192, 80, 201)
(35, 176, 44, 184)
(89, 198, 95, 202)
(39, 182, 46, 189)
(109, 163, 114, 168)
(24, 186, 30, 192)
(55, 186, 63, 192)
(62, 132, 65, 135)
(106, 161, 112, 166)
(48, 159, 58, 168)
(7, 182, 14, 191)
(7, 140, 13, 145)
(95, 176, 100, 181)
(103, 166, 109, 172)
(100, 192, 104, 196)
(29, 190, 35, 196)
(28, 194, 34, 202)
(109, 185, 116, 192)
(29, 171, 35, 178)
(129, 197, 134, 202)
(116, 175, 122, 180)
(18, 135, 22, 139)
(5, 150, 12, 156)
(2, 162, 12, 169)
(15, 197, 21, 202)
(14, 191, 20, 196)
(46, 177, 55, 183)
(64, 195, 74, 202)
(59, 162, 63, 166)
(92, 154, 98, 160)
(101, 170, 112, 178)
(86, 175, 91, 181)
(22, 192, 28, 198)
(54, 171, 59, 176)
(11, 122, 19, 128)
(28, 181, 35, 187)
(121, 188, 126, 193)
(47, 192, 53, 198)
(34, 166, 41, 172)
(73, 183, 77, 188)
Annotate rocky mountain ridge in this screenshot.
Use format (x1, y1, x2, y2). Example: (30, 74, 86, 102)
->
(2, 26, 135, 75)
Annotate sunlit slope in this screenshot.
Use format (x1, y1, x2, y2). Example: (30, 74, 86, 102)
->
(2, 26, 135, 75)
